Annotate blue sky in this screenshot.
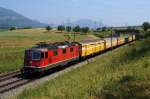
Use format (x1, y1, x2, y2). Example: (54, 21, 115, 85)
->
(0, 0, 150, 26)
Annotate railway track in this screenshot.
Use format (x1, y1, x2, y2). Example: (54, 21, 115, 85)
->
(0, 68, 63, 95)
(0, 71, 20, 82)
(0, 71, 33, 94)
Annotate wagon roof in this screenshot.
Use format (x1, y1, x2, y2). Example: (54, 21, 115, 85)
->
(79, 39, 105, 45)
(104, 37, 118, 41)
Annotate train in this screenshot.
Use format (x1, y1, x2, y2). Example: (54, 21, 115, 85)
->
(21, 34, 136, 75)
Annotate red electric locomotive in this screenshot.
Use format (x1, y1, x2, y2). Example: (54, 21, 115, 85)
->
(21, 41, 80, 75)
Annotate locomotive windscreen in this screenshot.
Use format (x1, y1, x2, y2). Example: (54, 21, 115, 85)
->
(32, 52, 41, 60)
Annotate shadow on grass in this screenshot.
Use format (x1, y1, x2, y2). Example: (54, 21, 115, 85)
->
(94, 75, 150, 99)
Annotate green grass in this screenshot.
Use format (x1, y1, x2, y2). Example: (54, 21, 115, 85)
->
(0, 47, 24, 73)
(93, 31, 112, 38)
(0, 29, 99, 47)
(0, 29, 97, 74)
(0, 29, 8, 32)
(13, 35, 150, 99)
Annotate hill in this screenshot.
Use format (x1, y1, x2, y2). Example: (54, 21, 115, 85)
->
(65, 19, 105, 28)
(0, 7, 48, 28)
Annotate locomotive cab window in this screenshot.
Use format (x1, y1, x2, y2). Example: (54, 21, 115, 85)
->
(45, 52, 48, 58)
(32, 51, 41, 60)
(41, 52, 44, 59)
(70, 48, 74, 52)
(62, 49, 66, 54)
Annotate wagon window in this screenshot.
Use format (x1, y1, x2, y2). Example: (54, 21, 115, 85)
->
(53, 51, 58, 56)
(62, 49, 66, 54)
(70, 48, 74, 52)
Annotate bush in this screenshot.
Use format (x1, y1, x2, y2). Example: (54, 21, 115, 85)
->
(142, 22, 150, 31)
(9, 27, 16, 31)
(66, 26, 72, 32)
(81, 27, 90, 34)
(45, 26, 52, 32)
(73, 25, 81, 32)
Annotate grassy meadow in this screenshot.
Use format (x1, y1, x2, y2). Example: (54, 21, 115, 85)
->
(0, 28, 98, 74)
(14, 33, 150, 99)
(94, 31, 112, 38)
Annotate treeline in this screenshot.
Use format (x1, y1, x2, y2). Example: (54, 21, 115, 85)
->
(9, 26, 32, 31)
(46, 25, 90, 34)
(8, 22, 150, 33)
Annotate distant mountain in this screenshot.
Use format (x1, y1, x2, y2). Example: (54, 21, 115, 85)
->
(0, 7, 48, 28)
(65, 19, 105, 28)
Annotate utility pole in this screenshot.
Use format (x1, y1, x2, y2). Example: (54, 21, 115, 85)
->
(74, 31, 75, 42)
(111, 27, 113, 50)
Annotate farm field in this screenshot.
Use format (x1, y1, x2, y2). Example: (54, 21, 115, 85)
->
(14, 33, 150, 99)
(0, 28, 98, 74)
(94, 31, 112, 38)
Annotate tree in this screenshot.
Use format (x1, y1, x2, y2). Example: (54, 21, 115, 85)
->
(102, 27, 107, 32)
(73, 25, 81, 32)
(81, 27, 90, 34)
(9, 27, 16, 31)
(142, 22, 150, 31)
(46, 26, 52, 32)
(96, 28, 102, 31)
(58, 25, 65, 32)
(66, 26, 72, 32)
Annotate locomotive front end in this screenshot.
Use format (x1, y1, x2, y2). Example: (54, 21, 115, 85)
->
(21, 48, 48, 75)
